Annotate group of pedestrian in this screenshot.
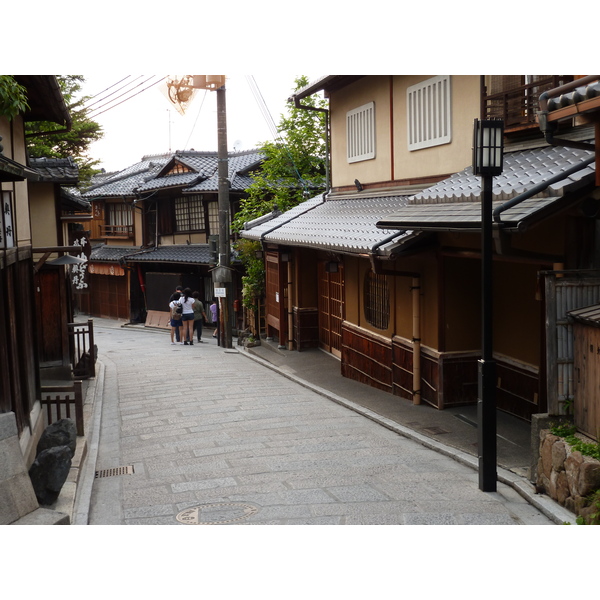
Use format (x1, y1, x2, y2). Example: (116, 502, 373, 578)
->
(168, 286, 210, 346)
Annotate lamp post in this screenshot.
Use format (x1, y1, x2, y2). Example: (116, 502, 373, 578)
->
(472, 118, 504, 492)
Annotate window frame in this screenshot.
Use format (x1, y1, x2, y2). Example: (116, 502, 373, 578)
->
(363, 270, 390, 330)
(347, 101, 376, 163)
(407, 75, 452, 151)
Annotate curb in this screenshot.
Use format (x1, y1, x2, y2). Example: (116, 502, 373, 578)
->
(241, 347, 574, 525)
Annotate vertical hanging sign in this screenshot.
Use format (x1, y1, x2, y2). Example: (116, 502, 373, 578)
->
(2, 191, 15, 249)
(69, 229, 91, 293)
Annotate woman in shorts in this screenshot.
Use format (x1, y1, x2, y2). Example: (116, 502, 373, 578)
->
(169, 292, 183, 344)
(180, 288, 196, 345)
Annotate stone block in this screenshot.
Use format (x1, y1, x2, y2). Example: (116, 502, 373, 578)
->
(540, 434, 558, 479)
(28, 446, 72, 506)
(36, 418, 77, 458)
(552, 439, 568, 472)
(555, 470, 570, 505)
(565, 451, 584, 498)
(578, 459, 600, 497)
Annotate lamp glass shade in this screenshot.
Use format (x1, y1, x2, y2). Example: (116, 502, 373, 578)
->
(473, 119, 504, 176)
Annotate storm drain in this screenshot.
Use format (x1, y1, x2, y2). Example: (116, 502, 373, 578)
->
(95, 465, 135, 478)
(176, 502, 260, 525)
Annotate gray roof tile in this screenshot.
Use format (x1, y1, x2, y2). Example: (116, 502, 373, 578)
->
(29, 157, 79, 183)
(242, 193, 420, 255)
(91, 243, 215, 265)
(378, 145, 596, 232)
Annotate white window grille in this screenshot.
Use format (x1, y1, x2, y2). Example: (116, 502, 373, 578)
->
(347, 101, 376, 163)
(407, 76, 452, 151)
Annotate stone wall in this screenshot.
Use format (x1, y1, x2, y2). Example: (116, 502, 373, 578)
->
(537, 430, 600, 523)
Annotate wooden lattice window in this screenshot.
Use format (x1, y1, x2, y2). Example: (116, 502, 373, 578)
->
(175, 195, 205, 232)
(364, 271, 390, 330)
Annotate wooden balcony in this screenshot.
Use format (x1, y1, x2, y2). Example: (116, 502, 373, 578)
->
(483, 76, 573, 132)
(100, 224, 133, 239)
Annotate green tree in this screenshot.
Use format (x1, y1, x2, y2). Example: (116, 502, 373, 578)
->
(232, 75, 327, 232)
(0, 76, 29, 120)
(25, 75, 103, 186)
(233, 75, 327, 312)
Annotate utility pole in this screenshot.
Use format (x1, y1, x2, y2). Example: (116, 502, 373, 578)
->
(214, 84, 233, 349)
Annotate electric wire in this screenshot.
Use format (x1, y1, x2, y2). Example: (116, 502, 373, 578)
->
(86, 76, 167, 119)
(183, 89, 209, 151)
(245, 75, 309, 194)
(83, 76, 143, 110)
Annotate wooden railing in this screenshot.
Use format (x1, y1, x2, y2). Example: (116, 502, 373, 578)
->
(68, 319, 96, 379)
(100, 224, 133, 238)
(40, 381, 84, 436)
(483, 76, 573, 130)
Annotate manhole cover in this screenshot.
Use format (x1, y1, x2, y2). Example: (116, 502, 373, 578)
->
(176, 502, 260, 525)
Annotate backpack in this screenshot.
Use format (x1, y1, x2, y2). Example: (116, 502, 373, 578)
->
(172, 302, 183, 319)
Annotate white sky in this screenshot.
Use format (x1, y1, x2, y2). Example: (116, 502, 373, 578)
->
(80, 74, 311, 173)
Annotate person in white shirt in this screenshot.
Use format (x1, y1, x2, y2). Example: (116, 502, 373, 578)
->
(180, 288, 196, 345)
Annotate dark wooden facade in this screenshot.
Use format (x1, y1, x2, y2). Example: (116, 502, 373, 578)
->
(341, 321, 540, 415)
(573, 322, 600, 441)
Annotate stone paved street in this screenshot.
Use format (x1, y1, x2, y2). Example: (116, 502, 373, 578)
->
(81, 319, 555, 525)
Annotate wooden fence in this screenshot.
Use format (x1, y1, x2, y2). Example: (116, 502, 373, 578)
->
(40, 381, 84, 436)
(68, 319, 96, 379)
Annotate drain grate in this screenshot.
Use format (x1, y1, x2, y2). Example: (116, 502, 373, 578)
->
(176, 502, 259, 525)
(95, 465, 134, 478)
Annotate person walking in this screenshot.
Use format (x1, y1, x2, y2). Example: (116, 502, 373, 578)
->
(168, 292, 183, 345)
(210, 299, 218, 339)
(169, 286, 184, 342)
(180, 288, 196, 345)
(192, 291, 208, 343)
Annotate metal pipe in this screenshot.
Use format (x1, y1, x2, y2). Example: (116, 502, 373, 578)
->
(411, 277, 421, 405)
(493, 155, 595, 222)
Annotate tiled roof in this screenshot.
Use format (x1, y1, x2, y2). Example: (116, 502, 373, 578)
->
(29, 157, 79, 183)
(120, 244, 214, 265)
(377, 145, 596, 232)
(90, 244, 215, 265)
(545, 79, 600, 113)
(82, 159, 169, 198)
(242, 193, 420, 256)
(137, 171, 201, 192)
(90, 245, 139, 262)
(411, 145, 595, 204)
(82, 150, 263, 198)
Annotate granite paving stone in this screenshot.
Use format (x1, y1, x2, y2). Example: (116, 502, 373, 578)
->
(84, 318, 558, 526)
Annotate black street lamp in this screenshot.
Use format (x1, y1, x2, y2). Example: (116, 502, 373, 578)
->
(472, 118, 504, 492)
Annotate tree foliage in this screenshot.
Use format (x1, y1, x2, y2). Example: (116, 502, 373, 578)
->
(25, 75, 103, 186)
(0, 76, 29, 120)
(233, 76, 328, 312)
(232, 75, 327, 233)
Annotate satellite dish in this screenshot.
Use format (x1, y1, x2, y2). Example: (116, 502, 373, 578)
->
(233, 139, 242, 151)
(160, 75, 197, 115)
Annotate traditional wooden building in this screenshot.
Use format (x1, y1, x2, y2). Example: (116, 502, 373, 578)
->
(242, 75, 599, 429)
(80, 149, 263, 329)
(1, 75, 87, 524)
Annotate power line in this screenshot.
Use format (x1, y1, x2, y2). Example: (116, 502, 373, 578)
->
(83, 76, 142, 109)
(86, 76, 166, 119)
